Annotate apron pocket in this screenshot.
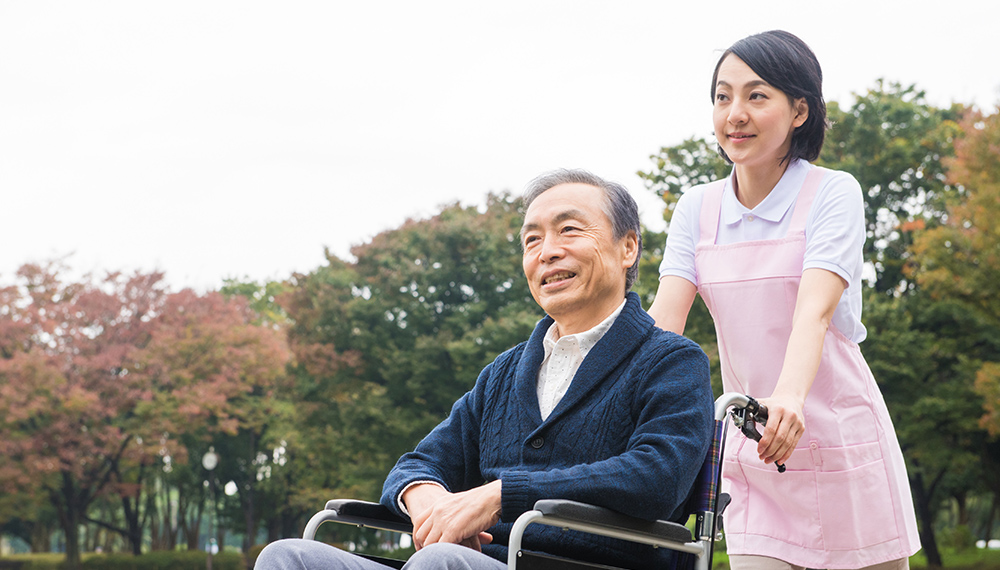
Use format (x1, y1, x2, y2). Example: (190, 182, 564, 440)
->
(730, 458, 821, 549)
(815, 446, 898, 550)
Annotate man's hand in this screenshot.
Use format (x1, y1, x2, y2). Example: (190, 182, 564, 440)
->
(402, 480, 502, 551)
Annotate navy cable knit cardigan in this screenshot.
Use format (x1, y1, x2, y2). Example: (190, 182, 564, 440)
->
(381, 292, 713, 569)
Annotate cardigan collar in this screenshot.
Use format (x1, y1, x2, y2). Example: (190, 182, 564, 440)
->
(514, 291, 655, 429)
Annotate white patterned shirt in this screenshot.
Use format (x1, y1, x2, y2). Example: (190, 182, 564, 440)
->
(537, 299, 626, 420)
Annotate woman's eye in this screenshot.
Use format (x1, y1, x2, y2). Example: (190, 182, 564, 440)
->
(750, 92, 767, 100)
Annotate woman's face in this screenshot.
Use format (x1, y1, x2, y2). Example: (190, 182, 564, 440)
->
(712, 55, 808, 170)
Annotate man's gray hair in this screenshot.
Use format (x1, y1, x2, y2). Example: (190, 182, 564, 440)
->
(522, 169, 643, 292)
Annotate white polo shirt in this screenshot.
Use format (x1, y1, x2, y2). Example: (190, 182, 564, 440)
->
(658, 159, 868, 343)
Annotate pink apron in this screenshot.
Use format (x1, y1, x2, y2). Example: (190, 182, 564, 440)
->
(695, 166, 920, 568)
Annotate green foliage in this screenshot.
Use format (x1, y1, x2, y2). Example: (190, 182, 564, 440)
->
(220, 279, 289, 327)
(637, 136, 730, 225)
(909, 546, 1000, 569)
(1, 553, 65, 570)
(81, 551, 243, 570)
(0, 552, 244, 570)
(243, 544, 266, 569)
(944, 525, 979, 553)
(819, 81, 963, 292)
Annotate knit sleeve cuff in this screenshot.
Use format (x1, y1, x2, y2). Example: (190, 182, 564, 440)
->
(500, 471, 533, 522)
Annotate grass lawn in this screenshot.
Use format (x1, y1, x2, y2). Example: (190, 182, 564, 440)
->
(7, 546, 1000, 569)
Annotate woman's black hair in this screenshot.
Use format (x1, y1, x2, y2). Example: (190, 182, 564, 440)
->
(711, 30, 827, 165)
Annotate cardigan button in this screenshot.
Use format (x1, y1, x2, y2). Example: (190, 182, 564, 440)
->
(530, 437, 544, 449)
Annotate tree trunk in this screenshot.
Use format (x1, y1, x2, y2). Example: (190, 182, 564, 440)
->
(981, 494, 998, 541)
(117, 460, 147, 555)
(158, 476, 178, 550)
(121, 493, 142, 555)
(30, 522, 52, 553)
(912, 471, 943, 567)
(54, 472, 88, 570)
(243, 484, 257, 552)
(182, 491, 204, 551)
(243, 431, 258, 552)
(216, 510, 225, 552)
(956, 490, 969, 526)
(62, 505, 83, 570)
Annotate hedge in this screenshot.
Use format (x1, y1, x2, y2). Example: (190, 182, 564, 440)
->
(1, 551, 245, 570)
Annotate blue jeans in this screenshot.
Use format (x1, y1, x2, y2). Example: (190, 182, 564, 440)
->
(255, 539, 507, 570)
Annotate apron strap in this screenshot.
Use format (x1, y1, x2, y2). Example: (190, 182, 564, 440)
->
(697, 180, 727, 247)
(787, 166, 827, 234)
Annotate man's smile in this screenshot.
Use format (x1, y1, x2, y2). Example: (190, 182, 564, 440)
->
(542, 270, 577, 287)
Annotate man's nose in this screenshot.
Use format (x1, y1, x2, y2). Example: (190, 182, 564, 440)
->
(537, 236, 564, 262)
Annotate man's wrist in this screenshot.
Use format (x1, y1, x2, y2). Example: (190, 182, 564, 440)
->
(479, 480, 503, 518)
(399, 481, 446, 516)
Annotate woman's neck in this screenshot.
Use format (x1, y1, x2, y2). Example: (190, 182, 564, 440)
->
(732, 159, 792, 210)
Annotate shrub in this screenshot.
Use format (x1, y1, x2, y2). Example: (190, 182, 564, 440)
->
(3, 551, 245, 570)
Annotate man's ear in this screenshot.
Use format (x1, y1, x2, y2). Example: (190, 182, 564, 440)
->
(621, 231, 639, 268)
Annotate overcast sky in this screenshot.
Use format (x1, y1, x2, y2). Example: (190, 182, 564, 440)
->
(2, 1, 997, 291)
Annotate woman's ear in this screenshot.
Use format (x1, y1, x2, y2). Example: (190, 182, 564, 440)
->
(793, 97, 809, 128)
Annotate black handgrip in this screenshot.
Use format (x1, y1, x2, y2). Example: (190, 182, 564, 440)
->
(742, 399, 786, 473)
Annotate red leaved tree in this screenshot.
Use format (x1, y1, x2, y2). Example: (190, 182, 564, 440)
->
(0, 263, 167, 567)
(0, 263, 291, 565)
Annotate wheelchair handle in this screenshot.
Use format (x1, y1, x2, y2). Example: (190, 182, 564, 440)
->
(719, 393, 786, 473)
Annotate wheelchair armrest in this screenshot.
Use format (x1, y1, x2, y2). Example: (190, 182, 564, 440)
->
(324, 499, 409, 524)
(303, 499, 413, 539)
(532, 499, 694, 544)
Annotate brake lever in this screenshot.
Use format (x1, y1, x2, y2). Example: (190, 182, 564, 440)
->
(731, 397, 786, 473)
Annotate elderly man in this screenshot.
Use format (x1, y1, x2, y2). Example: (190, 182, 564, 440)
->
(257, 169, 714, 570)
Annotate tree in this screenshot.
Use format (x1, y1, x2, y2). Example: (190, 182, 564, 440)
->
(905, 106, 1000, 558)
(128, 288, 292, 553)
(0, 264, 168, 568)
(638, 136, 731, 226)
(0, 264, 292, 564)
(908, 106, 1000, 333)
(275, 193, 541, 534)
(861, 289, 995, 565)
(819, 81, 963, 293)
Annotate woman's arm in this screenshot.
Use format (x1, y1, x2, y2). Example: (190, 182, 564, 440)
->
(646, 276, 697, 334)
(757, 267, 845, 465)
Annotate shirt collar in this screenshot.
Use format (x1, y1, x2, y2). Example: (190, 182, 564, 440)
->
(543, 298, 627, 357)
(721, 159, 810, 225)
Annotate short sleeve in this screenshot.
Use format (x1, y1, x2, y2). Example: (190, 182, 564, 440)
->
(658, 187, 704, 286)
(803, 170, 866, 288)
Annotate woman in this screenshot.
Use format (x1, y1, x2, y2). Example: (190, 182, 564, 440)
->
(647, 31, 920, 569)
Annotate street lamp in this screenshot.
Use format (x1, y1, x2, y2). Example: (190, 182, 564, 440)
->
(202, 448, 219, 570)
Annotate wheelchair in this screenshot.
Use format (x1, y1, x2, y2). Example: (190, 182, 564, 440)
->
(302, 393, 780, 570)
